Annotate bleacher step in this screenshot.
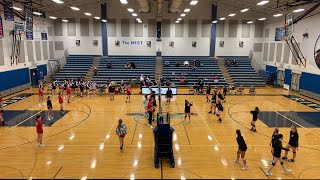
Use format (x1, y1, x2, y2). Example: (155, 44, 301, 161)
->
(218, 59, 234, 85)
(85, 57, 100, 81)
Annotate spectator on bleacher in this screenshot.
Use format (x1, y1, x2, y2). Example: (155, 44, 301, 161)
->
(140, 74, 145, 88)
(213, 76, 219, 83)
(125, 62, 131, 69)
(184, 60, 189, 67)
(175, 60, 180, 67)
(191, 65, 198, 73)
(195, 59, 201, 67)
(232, 60, 238, 67)
(164, 60, 170, 67)
(94, 67, 98, 76)
(179, 76, 187, 85)
(131, 62, 136, 69)
(107, 62, 112, 69)
(225, 59, 231, 67)
(165, 77, 171, 87)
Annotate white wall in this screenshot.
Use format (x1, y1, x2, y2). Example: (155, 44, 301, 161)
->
(0, 6, 50, 72)
(255, 13, 320, 75)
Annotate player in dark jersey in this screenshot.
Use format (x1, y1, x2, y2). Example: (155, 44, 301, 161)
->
(208, 91, 217, 114)
(233, 129, 248, 170)
(108, 82, 116, 101)
(282, 125, 299, 162)
(217, 91, 226, 103)
(266, 134, 292, 176)
(51, 80, 57, 96)
(250, 107, 259, 132)
(223, 85, 227, 97)
(270, 128, 279, 162)
(184, 100, 193, 123)
(205, 84, 211, 103)
(47, 96, 53, 120)
(165, 87, 173, 108)
(79, 81, 85, 97)
(216, 99, 224, 123)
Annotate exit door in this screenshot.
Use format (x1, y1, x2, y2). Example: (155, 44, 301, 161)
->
(30, 68, 38, 86)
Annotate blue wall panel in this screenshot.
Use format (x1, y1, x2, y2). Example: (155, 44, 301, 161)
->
(0, 68, 30, 91)
(300, 72, 320, 94)
(266, 65, 277, 82)
(284, 69, 292, 85)
(37, 64, 48, 81)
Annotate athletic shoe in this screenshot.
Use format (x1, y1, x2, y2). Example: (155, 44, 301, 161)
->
(150, 125, 153, 129)
(266, 172, 273, 176)
(48, 117, 51, 121)
(39, 144, 45, 148)
(241, 165, 248, 170)
(288, 159, 295, 162)
(282, 157, 288, 160)
(233, 160, 240, 164)
(285, 169, 292, 174)
(208, 111, 212, 113)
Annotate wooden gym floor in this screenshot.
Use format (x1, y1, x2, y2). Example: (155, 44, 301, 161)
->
(1, 86, 320, 179)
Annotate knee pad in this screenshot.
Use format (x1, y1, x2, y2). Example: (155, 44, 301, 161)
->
(293, 151, 296, 154)
(280, 162, 283, 165)
(284, 148, 290, 151)
(272, 162, 276, 166)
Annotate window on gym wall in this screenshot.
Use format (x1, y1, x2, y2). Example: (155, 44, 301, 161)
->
(277, 70, 285, 86)
(291, 73, 301, 92)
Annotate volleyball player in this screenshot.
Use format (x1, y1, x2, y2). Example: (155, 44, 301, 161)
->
(79, 80, 84, 97)
(250, 107, 259, 132)
(66, 85, 71, 103)
(47, 96, 53, 120)
(282, 125, 299, 162)
(58, 92, 64, 112)
(0, 109, 4, 126)
(217, 91, 226, 103)
(71, 79, 76, 97)
(116, 119, 127, 152)
(38, 86, 44, 106)
(0, 94, 3, 110)
(35, 115, 45, 148)
(147, 98, 155, 128)
(205, 84, 211, 103)
(223, 85, 227, 98)
(143, 94, 149, 114)
(51, 80, 57, 96)
(208, 91, 217, 114)
(62, 80, 68, 95)
(234, 129, 248, 170)
(216, 99, 224, 123)
(108, 82, 116, 101)
(92, 81, 97, 95)
(184, 100, 193, 123)
(266, 134, 292, 176)
(270, 127, 279, 155)
(126, 85, 132, 103)
(165, 86, 173, 108)
(39, 80, 44, 90)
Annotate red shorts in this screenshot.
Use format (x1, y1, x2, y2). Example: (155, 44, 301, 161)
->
(120, 134, 126, 137)
(37, 130, 43, 134)
(47, 106, 52, 110)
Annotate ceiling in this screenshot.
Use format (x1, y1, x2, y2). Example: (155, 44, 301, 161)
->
(5, 0, 320, 21)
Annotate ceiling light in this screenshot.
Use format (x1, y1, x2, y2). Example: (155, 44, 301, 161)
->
(84, 12, 92, 16)
(120, 0, 128, 4)
(94, 17, 100, 19)
(212, 20, 217, 23)
(177, 18, 182, 21)
(132, 13, 137, 16)
(257, 1, 269, 5)
(52, 0, 64, 4)
(273, 13, 283, 17)
(228, 13, 236, 17)
(102, 19, 107, 22)
(190, 0, 198, 5)
(184, 9, 190, 12)
(138, 21, 142, 23)
(12, 7, 22, 11)
(49, 16, 57, 19)
(258, 17, 266, 21)
(181, 13, 186, 17)
(293, 8, 305, 13)
(136, 18, 141, 21)
(33, 12, 42, 16)
(219, 17, 225, 20)
(175, 21, 179, 23)
(240, 8, 249, 12)
(62, 19, 68, 22)
(127, 8, 134, 12)
(70, 7, 80, 11)
(247, 21, 253, 24)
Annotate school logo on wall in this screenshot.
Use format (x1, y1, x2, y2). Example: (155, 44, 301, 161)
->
(315, 35, 320, 69)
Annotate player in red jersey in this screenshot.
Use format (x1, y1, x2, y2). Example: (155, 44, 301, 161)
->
(126, 85, 132, 103)
(66, 85, 71, 103)
(35, 115, 45, 147)
(38, 87, 44, 105)
(58, 92, 64, 112)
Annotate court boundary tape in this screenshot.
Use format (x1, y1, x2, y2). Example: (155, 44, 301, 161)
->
(193, 103, 220, 146)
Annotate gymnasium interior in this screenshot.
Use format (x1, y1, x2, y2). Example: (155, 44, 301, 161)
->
(1, 0, 320, 179)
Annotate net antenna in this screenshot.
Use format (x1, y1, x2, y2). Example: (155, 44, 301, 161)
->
(283, 13, 306, 67)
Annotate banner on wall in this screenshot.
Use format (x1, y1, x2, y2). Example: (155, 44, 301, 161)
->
(33, 17, 47, 40)
(0, 17, 3, 38)
(25, 7, 33, 40)
(3, 1, 14, 21)
(41, 32, 47, 40)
